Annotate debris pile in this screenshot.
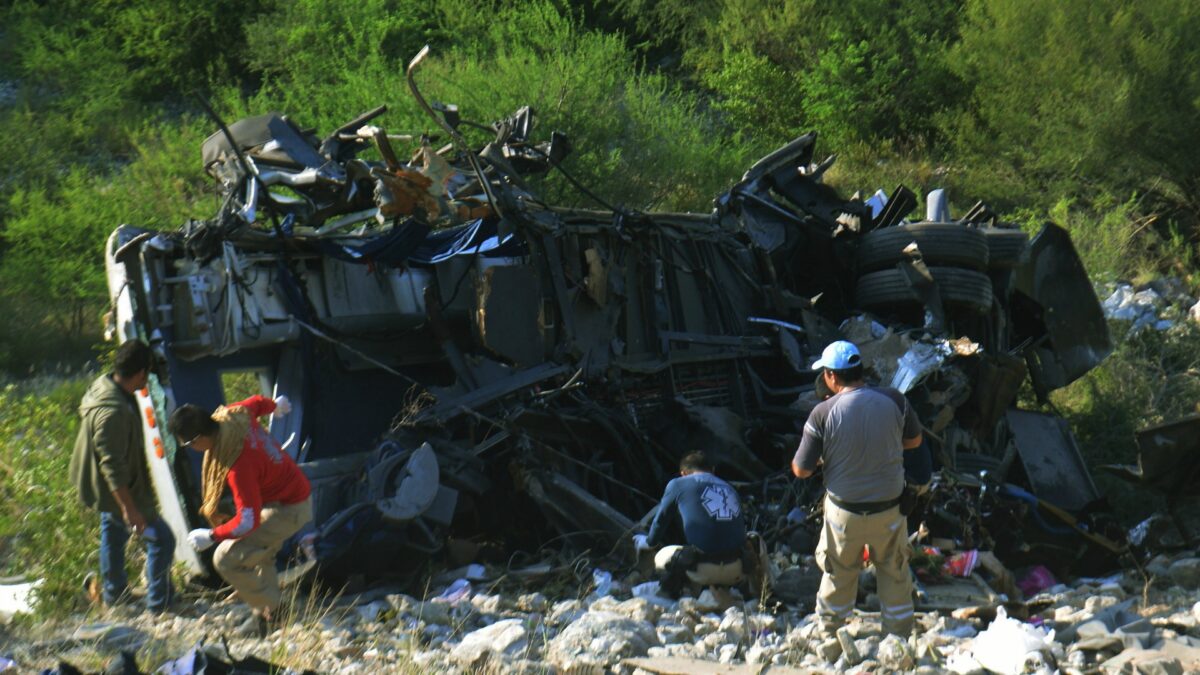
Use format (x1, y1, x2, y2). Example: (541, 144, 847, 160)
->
(1101, 279, 1200, 334)
(99, 48, 1124, 594)
(12, 554, 1200, 673)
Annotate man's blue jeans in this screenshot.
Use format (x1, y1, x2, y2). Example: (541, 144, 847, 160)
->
(99, 511, 175, 611)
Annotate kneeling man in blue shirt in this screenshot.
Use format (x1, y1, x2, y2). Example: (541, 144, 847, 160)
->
(634, 451, 748, 597)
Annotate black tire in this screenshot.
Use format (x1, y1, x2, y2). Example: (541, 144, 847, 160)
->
(980, 227, 1029, 269)
(855, 266, 994, 314)
(857, 222, 989, 272)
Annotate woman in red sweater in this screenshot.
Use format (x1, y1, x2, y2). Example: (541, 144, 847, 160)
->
(168, 395, 311, 636)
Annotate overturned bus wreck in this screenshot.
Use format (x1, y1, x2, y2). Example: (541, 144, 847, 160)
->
(104, 54, 1115, 584)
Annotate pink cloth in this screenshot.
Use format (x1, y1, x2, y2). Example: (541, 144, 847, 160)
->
(1017, 565, 1057, 597)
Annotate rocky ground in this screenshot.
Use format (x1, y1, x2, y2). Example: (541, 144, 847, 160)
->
(3, 551, 1200, 674)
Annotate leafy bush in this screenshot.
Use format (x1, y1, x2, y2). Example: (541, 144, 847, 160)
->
(0, 377, 94, 615)
(0, 119, 219, 370)
(229, 0, 744, 211)
(944, 0, 1200, 208)
(1052, 321, 1200, 520)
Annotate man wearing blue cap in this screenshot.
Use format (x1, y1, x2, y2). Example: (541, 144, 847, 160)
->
(792, 340, 923, 638)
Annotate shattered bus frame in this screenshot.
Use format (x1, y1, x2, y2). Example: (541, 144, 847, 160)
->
(103, 52, 1113, 580)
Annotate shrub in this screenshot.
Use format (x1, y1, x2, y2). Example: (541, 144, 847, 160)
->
(1051, 321, 1200, 521)
(0, 377, 94, 615)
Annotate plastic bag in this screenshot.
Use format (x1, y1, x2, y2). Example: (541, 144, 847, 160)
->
(970, 605, 1057, 675)
(591, 569, 613, 597)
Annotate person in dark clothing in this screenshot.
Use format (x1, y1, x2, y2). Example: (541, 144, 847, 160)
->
(69, 340, 175, 612)
(633, 451, 747, 597)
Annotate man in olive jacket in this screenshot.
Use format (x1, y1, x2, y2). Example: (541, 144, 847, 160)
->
(70, 340, 174, 612)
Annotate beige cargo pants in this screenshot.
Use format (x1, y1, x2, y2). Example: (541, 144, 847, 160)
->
(213, 498, 312, 612)
(654, 545, 745, 586)
(814, 496, 913, 637)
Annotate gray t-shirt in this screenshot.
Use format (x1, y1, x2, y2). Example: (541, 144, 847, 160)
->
(793, 386, 921, 503)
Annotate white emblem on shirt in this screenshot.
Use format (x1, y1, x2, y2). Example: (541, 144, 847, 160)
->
(701, 484, 740, 521)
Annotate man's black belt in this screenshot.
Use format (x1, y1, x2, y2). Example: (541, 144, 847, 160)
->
(827, 494, 902, 515)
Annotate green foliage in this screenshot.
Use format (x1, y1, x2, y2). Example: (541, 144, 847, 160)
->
(5, 0, 267, 102)
(945, 0, 1200, 208)
(0, 377, 94, 615)
(244, 0, 446, 87)
(229, 0, 743, 210)
(1052, 322, 1200, 519)
(640, 0, 964, 150)
(698, 48, 804, 151)
(0, 119, 219, 369)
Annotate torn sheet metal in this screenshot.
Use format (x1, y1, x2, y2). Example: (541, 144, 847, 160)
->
(1006, 409, 1101, 511)
(1013, 223, 1113, 392)
(891, 341, 950, 393)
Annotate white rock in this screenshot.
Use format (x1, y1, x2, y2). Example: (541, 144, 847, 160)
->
(1085, 595, 1119, 613)
(1169, 558, 1200, 589)
(589, 595, 661, 623)
(412, 600, 451, 624)
(504, 659, 556, 674)
(546, 610, 659, 668)
(517, 592, 549, 613)
(877, 634, 915, 670)
(471, 593, 502, 614)
(652, 643, 701, 658)
(698, 629, 725, 651)
(749, 612, 779, 633)
(1192, 601, 1200, 623)
(815, 637, 842, 663)
(854, 636, 880, 662)
(718, 643, 738, 663)
(385, 593, 417, 612)
(354, 599, 390, 623)
(693, 618, 718, 638)
(547, 599, 584, 626)
(746, 642, 773, 665)
(718, 608, 746, 640)
(1098, 582, 1127, 600)
(696, 589, 721, 612)
(657, 623, 692, 644)
(1147, 555, 1173, 579)
(836, 626, 863, 665)
(451, 618, 529, 666)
